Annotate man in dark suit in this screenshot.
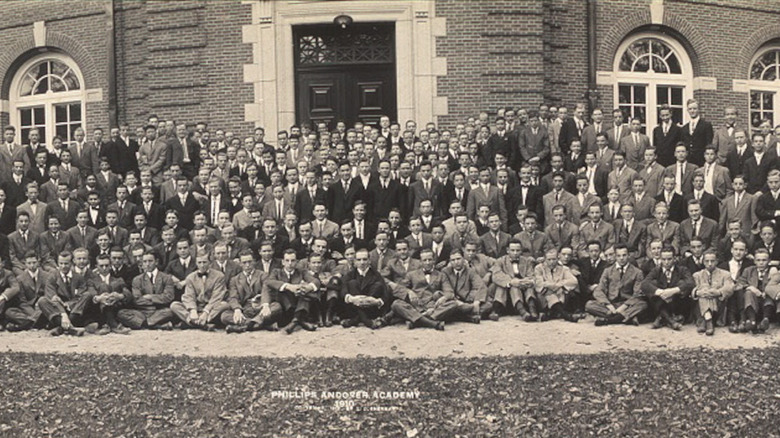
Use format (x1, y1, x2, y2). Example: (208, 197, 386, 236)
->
(685, 172, 720, 222)
(517, 112, 551, 173)
(102, 124, 139, 177)
(163, 175, 201, 230)
(328, 161, 363, 224)
(3, 159, 31, 207)
(294, 169, 326, 224)
(138, 186, 166, 230)
(656, 174, 687, 224)
(46, 182, 80, 230)
(641, 245, 695, 330)
(340, 248, 390, 329)
(36, 251, 92, 336)
(409, 161, 444, 216)
(0, 188, 17, 235)
(563, 140, 585, 173)
(652, 105, 683, 167)
(743, 133, 777, 194)
(576, 240, 608, 309)
(756, 170, 780, 230)
(167, 124, 200, 179)
(369, 159, 401, 222)
(558, 103, 587, 156)
(485, 117, 512, 167)
(725, 129, 751, 180)
(680, 99, 714, 166)
(165, 239, 198, 300)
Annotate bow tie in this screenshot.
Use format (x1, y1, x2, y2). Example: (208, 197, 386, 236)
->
(198, 272, 209, 278)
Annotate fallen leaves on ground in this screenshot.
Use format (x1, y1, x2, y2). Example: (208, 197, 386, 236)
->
(0, 348, 779, 437)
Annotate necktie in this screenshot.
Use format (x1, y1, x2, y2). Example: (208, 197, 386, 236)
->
(619, 266, 624, 280)
(22, 232, 27, 245)
(277, 201, 283, 219)
(424, 180, 429, 192)
(611, 205, 616, 219)
(693, 220, 699, 237)
(555, 191, 560, 202)
(676, 163, 683, 194)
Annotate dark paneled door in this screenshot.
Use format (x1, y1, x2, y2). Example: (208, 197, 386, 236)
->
(295, 23, 396, 128)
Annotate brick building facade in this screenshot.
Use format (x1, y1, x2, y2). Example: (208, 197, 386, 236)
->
(0, 0, 778, 144)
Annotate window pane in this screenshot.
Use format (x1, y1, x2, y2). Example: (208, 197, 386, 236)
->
(651, 56, 668, 73)
(55, 103, 68, 122)
(20, 76, 35, 97)
(33, 107, 45, 124)
(752, 112, 763, 128)
(763, 67, 777, 81)
(51, 61, 68, 77)
(634, 85, 646, 103)
(34, 77, 49, 94)
(671, 87, 683, 104)
(37, 127, 46, 146)
(764, 93, 774, 110)
(56, 124, 68, 140)
(657, 86, 668, 105)
(666, 54, 681, 74)
(63, 71, 80, 90)
(20, 108, 32, 126)
(671, 109, 684, 125)
(21, 129, 30, 146)
(618, 85, 631, 104)
(633, 55, 650, 72)
(70, 103, 81, 121)
(50, 77, 66, 92)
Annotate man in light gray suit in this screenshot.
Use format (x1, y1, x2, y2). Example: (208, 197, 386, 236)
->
(619, 118, 650, 170)
(138, 125, 168, 185)
(718, 175, 756, 237)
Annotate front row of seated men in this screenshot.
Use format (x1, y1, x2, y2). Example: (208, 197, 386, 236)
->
(1, 224, 779, 337)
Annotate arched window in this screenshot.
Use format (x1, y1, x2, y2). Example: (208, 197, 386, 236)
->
(749, 46, 780, 130)
(613, 33, 694, 134)
(9, 53, 85, 146)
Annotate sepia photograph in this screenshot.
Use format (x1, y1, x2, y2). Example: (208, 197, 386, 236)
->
(0, 0, 780, 436)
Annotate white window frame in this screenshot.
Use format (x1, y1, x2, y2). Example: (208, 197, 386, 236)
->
(9, 53, 86, 146)
(747, 45, 780, 131)
(613, 32, 694, 134)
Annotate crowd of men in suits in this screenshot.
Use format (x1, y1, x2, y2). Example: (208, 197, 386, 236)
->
(1, 99, 780, 337)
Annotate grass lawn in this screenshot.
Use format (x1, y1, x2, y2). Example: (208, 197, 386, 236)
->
(1, 348, 779, 437)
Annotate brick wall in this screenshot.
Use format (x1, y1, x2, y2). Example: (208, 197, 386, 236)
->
(115, 0, 253, 134)
(435, 0, 546, 128)
(2, 0, 780, 137)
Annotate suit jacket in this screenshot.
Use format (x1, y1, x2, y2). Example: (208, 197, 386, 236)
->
(0, 203, 17, 235)
(593, 263, 644, 304)
(68, 141, 99, 178)
(645, 220, 680, 256)
(703, 164, 733, 200)
(739, 266, 775, 298)
(626, 193, 656, 223)
(25, 166, 49, 187)
(382, 256, 422, 284)
(606, 124, 631, 151)
(44, 270, 94, 308)
(719, 191, 756, 236)
(13, 269, 49, 307)
(17, 201, 47, 234)
(594, 147, 615, 171)
(399, 269, 452, 308)
(66, 225, 98, 252)
(466, 184, 508, 227)
(662, 162, 699, 198)
(677, 216, 719, 254)
(369, 179, 402, 221)
(491, 255, 535, 288)
(106, 201, 138, 229)
(656, 191, 687, 224)
(563, 152, 585, 174)
(637, 162, 665, 198)
(158, 180, 178, 203)
(755, 191, 780, 225)
(542, 189, 576, 227)
(58, 164, 81, 191)
(130, 270, 175, 310)
(90, 274, 132, 306)
(544, 221, 580, 251)
(518, 126, 551, 170)
(39, 230, 71, 261)
(327, 179, 363, 223)
(310, 219, 339, 240)
(580, 165, 610, 199)
(441, 266, 487, 302)
(164, 194, 201, 230)
(165, 257, 198, 285)
(262, 198, 292, 224)
(725, 145, 751, 181)
(261, 267, 319, 305)
(652, 123, 683, 167)
(569, 193, 602, 226)
(619, 133, 650, 170)
(743, 154, 777, 194)
(534, 263, 578, 293)
(612, 219, 647, 260)
(38, 180, 59, 203)
(405, 232, 433, 257)
(0, 143, 29, 177)
(559, 118, 586, 155)
(2, 176, 31, 207)
(104, 137, 139, 176)
(86, 207, 107, 230)
(137, 202, 166, 230)
(409, 179, 444, 216)
(8, 230, 43, 270)
(95, 171, 121, 204)
(681, 118, 714, 166)
(45, 199, 80, 231)
(181, 269, 227, 315)
(641, 264, 695, 298)
(485, 131, 512, 166)
(580, 123, 605, 153)
(294, 186, 327, 223)
(684, 191, 720, 222)
(227, 270, 263, 309)
(138, 138, 169, 184)
(712, 125, 739, 164)
(577, 220, 615, 257)
(478, 230, 511, 259)
(514, 230, 552, 259)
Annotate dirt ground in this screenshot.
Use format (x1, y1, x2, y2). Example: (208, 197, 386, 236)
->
(2, 316, 779, 357)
